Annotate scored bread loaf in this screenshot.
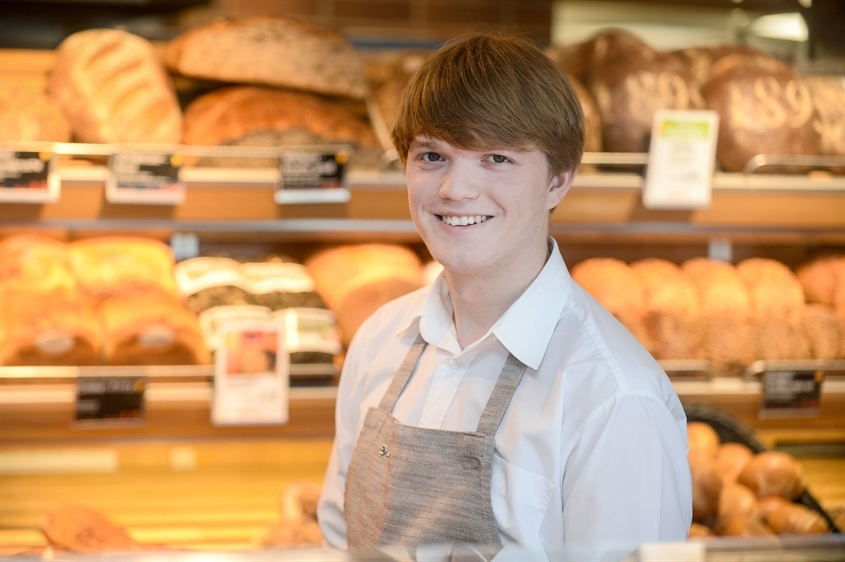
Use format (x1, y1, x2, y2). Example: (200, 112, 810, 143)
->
(68, 237, 178, 298)
(306, 244, 423, 346)
(682, 258, 756, 375)
(182, 86, 378, 148)
(0, 235, 76, 295)
(48, 29, 182, 144)
(702, 54, 821, 172)
(0, 82, 71, 142)
(630, 258, 704, 360)
(736, 258, 811, 361)
(570, 258, 654, 353)
(165, 17, 368, 100)
(0, 293, 102, 366)
(98, 290, 209, 365)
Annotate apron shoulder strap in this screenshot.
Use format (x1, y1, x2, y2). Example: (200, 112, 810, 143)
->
(377, 334, 427, 412)
(476, 353, 527, 437)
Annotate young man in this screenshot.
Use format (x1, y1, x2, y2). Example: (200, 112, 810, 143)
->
(318, 33, 691, 549)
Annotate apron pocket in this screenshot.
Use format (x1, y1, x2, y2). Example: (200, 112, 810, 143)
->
(491, 455, 554, 541)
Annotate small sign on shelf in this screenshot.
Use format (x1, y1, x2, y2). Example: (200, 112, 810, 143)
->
(275, 149, 350, 204)
(106, 150, 186, 205)
(759, 370, 824, 419)
(0, 149, 60, 203)
(73, 376, 147, 429)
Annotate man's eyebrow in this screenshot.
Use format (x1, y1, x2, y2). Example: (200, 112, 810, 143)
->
(409, 139, 440, 150)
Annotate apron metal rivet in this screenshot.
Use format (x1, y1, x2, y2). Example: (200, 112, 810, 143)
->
(378, 445, 389, 456)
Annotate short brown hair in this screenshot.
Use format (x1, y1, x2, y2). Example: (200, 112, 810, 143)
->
(392, 32, 584, 176)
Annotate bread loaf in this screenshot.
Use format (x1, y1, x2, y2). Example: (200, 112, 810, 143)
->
(98, 290, 208, 365)
(48, 29, 181, 144)
(0, 235, 76, 295)
(716, 442, 754, 485)
(801, 304, 844, 360)
(0, 82, 71, 142)
(671, 45, 776, 93)
(682, 258, 756, 375)
(68, 237, 178, 298)
(372, 51, 429, 140)
(689, 450, 723, 523)
(736, 258, 811, 360)
(805, 75, 845, 157)
(716, 483, 760, 531)
(737, 451, 805, 500)
(0, 293, 102, 366)
(570, 77, 603, 154)
(631, 258, 704, 360)
(182, 86, 378, 148)
(165, 17, 368, 100)
(306, 244, 423, 346)
(702, 54, 821, 172)
(571, 258, 653, 353)
(547, 30, 653, 85)
(767, 502, 830, 534)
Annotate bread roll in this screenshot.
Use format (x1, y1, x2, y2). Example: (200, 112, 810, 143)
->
(805, 75, 845, 157)
(688, 522, 715, 538)
(182, 86, 377, 148)
(716, 513, 776, 537)
(68, 237, 178, 298)
(716, 442, 754, 485)
(797, 256, 845, 316)
(631, 258, 704, 360)
(736, 258, 811, 361)
(98, 290, 209, 366)
(689, 450, 723, 523)
(0, 293, 101, 366)
(688, 421, 721, 459)
(0, 235, 76, 295)
(702, 54, 821, 172)
(767, 502, 829, 534)
(571, 258, 653, 353)
(716, 483, 760, 530)
(0, 82, 71, 142)
(737, 451, 805, 500)
(306, 244, 423, 346)
(757, 495, 793, 520)
(48, 29, 181, 144)
(165, 17, 368, 100)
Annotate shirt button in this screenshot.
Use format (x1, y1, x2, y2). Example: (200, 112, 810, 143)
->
(449, 359, 459, 369)
(378, 445, 389, 456)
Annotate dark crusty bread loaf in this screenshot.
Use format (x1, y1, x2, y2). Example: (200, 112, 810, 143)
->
(671, 45, 776, 93)
(0, 82, 71, 142)
(570, 77, 603, 153)
(546, 30, 653, 85)
(631, 258, 704, 360)
(182, 86, 378, 148)
(48, 29, 182, 144)
(165, 17, 368, 100)
(702, 54, 821, 172)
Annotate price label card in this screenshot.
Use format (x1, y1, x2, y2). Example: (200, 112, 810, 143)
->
(643, 110, 719, 209)
(106, 151, 185, 205)
(759, 370, 824, 419)
(74, 376, 147, 428)
(212, 320, 289, 426)
(275, 150, 350, 204)
(0, 149, 59, 203)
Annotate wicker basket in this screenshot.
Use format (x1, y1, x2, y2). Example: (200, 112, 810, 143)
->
(683, 402, 841, 534)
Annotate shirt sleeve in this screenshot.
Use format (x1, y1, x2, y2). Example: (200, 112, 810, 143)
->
(560, 392, 692, 545)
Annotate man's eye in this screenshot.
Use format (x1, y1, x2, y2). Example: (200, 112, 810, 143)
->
(421, 152, 442, 162)
(491, 154, 509, 163)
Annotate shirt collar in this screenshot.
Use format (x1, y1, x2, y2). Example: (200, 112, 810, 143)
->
(398, 238, 572, 370)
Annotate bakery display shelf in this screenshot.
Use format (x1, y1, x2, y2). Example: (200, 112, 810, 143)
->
(742, 359, 845, 381)
(0, 363, 337, 382)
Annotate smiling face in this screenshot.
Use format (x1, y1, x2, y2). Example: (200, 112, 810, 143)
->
(407, 135, 573, 278)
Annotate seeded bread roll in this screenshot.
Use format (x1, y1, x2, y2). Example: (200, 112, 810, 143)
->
(68, 237, 178, 298)
(48, 29, 182, 144)
(0, 235, 76, 295)
(0, 82, 71, 142)
(805, 75, 845, 158)
(736, 258, 811, 361)
(702, 54, 821, 172)
(682, 258, 755, 375)
(165, 17, 368, 100)
(571, 258, 654, 353)
(0, 293, 102, 366)
(98, 290, 209, 365)
(182, 86, 378, 149)
(631, 258, 704, 360)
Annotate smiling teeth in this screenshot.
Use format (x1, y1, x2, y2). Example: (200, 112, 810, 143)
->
(441, 215, 489, 226)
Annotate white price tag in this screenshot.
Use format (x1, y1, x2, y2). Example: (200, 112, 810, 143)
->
(275, 149, 351, 204)
(0, 149, 60, 203)
(643, 110, 719, 209)
(106, 151, 185, 205)
(212, 320, 289, 426)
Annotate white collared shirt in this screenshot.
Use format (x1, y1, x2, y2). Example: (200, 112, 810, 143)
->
(318, 239, 692, 548)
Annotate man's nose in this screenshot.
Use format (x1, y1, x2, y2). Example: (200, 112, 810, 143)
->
(438, 161, 479, 201)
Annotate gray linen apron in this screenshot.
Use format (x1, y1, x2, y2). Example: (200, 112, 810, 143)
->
(344, 335, 528, 548)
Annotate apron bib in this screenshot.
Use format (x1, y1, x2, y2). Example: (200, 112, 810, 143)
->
(345, 335, 527, 548)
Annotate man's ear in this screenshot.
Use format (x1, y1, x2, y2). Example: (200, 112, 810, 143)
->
(547, 169, 577, 210)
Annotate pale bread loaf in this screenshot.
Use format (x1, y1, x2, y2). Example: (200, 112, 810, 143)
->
(0, 82, 71, 142)
(165, 17, 368, 100)
(182, 86, 377, 147)
(48, 28, 182, 144)
(0, 235, 76, 295)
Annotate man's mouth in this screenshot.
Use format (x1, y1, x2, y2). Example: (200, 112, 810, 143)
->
(438, 215, 491, 226)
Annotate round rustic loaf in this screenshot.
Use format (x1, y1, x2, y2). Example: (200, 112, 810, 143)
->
(737, 450, 805, 500)
(702, 54, 821, 172)
(716, 442, 754, 485)
(767, 502, 830, 534)
(671, 45, 776, 92)
(165, 17, 368, 100)
(688, 421, 721, 458)
(49, 28, 182, 144)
